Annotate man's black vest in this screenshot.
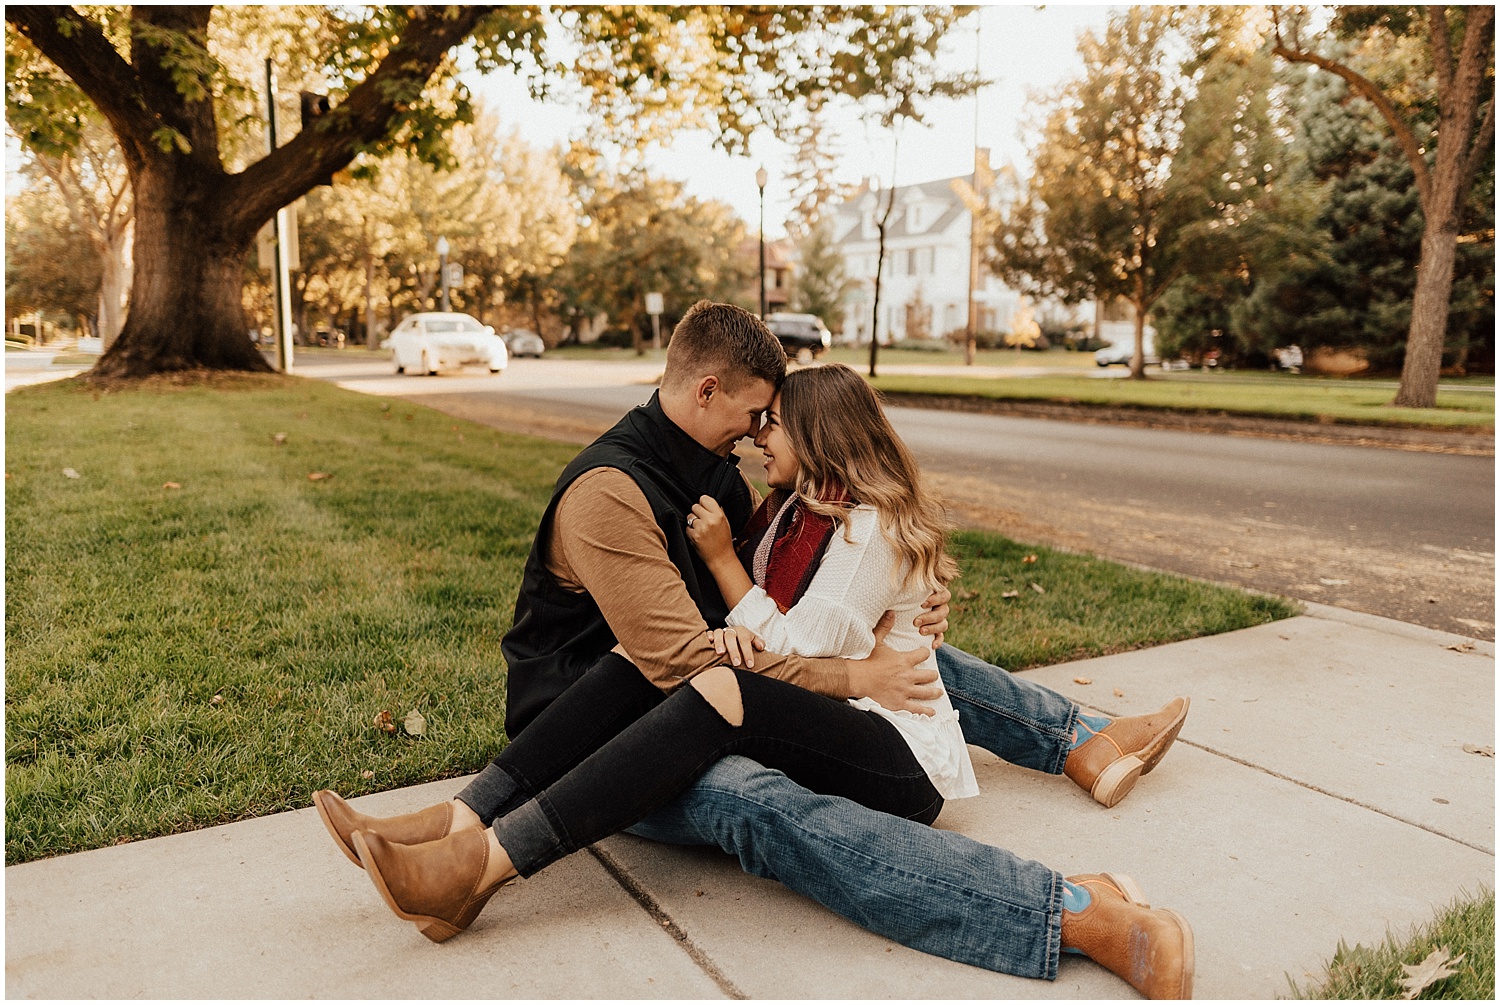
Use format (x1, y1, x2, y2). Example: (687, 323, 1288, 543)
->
(502, 391, 754, 737)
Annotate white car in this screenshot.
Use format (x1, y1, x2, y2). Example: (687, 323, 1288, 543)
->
(386, 312, 507, 375)
(504, 329, 546, 358)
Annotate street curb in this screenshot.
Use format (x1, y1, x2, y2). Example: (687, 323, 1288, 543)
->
(1299, 601, 1495, 652)
(877, 391, 1496, 456)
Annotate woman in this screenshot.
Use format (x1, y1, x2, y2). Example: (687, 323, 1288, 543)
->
(316, 365, 1193, 998)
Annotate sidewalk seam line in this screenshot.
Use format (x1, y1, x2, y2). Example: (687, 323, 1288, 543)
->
(587, 844, 748, 1000)
(1175, 737, 1495, 856)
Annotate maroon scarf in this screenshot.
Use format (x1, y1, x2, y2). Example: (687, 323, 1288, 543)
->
(735, 488, 846, 612)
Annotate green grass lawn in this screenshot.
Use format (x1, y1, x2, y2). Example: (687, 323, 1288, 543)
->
(5, 375, 1292, 864)
(1293, 888, 1494, 999)
(870, 372, 1495, 430)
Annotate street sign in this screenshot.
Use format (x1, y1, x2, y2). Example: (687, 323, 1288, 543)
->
(645, 292, 664, 316)
(444, 263, 463, 287)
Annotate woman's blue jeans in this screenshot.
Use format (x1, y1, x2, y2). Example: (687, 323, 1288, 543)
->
(624, 644, 1078, 981)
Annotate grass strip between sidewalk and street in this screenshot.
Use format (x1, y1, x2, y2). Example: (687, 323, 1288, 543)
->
(1291, 887, 1494, 999)
(869, 373, 1495, 431)
(5, 375, 1293, 865)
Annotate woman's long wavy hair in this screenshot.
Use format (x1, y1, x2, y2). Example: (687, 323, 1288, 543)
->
(775, 364, 958, 590)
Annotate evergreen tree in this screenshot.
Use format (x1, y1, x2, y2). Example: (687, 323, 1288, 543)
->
(1232, 68, 1494, 373)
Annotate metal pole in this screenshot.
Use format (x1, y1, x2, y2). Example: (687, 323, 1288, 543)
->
(439, 249, 451, 312)
(265, 59, 293, 374)
(966, 13, 981, 366)
(651, 312, 661, 351)
(758, 184, 767, 318)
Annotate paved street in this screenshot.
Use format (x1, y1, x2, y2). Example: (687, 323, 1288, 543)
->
(294, 353, 1495, 639)
(3, 349, 92, 392)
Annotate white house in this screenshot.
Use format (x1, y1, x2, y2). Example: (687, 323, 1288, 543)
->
(833, 173, 1020, 344)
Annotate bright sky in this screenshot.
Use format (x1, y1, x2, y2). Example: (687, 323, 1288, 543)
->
(3, 5, 1118, 218)
(466, 4, 1117, 239)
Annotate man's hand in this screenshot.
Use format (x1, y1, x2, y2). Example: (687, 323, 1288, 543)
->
(915, 586, 950, 650)
(846, 611, 942, 716)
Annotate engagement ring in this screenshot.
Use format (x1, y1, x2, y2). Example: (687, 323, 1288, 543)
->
(686, 515, 696, 528)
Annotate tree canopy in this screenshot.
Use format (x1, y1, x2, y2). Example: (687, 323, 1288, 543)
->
(5, 5, 976, 378)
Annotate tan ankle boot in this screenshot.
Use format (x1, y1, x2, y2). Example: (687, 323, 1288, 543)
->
(1062, 873, 1194, 999)
(1064, 697, 1190, 807)
(354, 827, 511, 943)
(313, 790, 455, 869)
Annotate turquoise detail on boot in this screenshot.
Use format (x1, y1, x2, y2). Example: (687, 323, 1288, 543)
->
(1068, 712, 1112, 751)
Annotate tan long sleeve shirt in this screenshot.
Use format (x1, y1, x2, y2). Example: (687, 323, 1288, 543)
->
(545, 467, 852, 697)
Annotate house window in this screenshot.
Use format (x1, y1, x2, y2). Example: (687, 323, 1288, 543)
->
(907, 204, 923, 231)
(918, 247, 934, 274)
(907, 249, 918, 276)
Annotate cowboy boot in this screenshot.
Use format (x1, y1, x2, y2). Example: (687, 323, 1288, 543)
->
(1062, 873, 1195, 999)
(354, 827, 512, 943)
(313, 789, 457, 869)
(1064, 697, 1190, 808)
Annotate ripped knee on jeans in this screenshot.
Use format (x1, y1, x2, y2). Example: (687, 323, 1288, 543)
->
(689, 666, 744, 726)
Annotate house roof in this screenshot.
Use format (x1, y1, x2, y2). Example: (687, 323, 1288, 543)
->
(834, 175, 971, 245)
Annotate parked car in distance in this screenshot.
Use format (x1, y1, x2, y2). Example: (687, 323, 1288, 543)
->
(1092, 336, 1182, 372)
(384, 312, 507, 375)
(764, 313, 832, 361)
(1095, 333, 1165, 368)
(503, 329, 546, 358)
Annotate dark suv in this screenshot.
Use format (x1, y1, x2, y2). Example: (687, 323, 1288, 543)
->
(764, 313, 832, 359)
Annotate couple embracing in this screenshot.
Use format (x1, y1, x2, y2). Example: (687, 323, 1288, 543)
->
(314, 302, 1196, 999)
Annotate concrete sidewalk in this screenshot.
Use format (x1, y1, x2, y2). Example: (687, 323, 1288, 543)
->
(7, 604, 1493, 999)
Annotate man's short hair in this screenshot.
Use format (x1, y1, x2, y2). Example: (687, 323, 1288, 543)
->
(664, 301, 786, 392)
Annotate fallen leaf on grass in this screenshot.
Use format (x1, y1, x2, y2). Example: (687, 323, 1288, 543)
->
(209, 693, 223, 705)
(1398, 946, 1464, 999)
(373, 710, 397, 734)
(380, 403, 391, 412)
(307, 471, 331, 481)
(954, 588, 979, 601)
(1001, 590, 1020, 599)
(1114, 688, 1125, 697)
(62, 467, 80, 479)
(1074, 677, 1093, 685)
(1022, 554, 1038, 564)
(1462, 744, 1494, 757)
(1029, 582, 1046, 594)
(272, 432, 287, 446)
(163, 481, 181, 490)
(361, 769, 375, 779)
(404, 709, 427, 737)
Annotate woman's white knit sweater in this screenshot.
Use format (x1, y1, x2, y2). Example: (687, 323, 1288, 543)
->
(726, 504, 979, 800)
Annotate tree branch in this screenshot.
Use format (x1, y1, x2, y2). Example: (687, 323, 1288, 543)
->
(5, 7, 157, 167)
(224, 5, 496, 240)
(1459, 96, 1496, 200)
(1428, 7, 1454, 96)
(1272, 40, 1432, 207)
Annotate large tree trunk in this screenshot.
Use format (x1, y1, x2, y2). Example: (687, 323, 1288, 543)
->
(93, 167, 271, 379)
(1393, 216, 1460, 408)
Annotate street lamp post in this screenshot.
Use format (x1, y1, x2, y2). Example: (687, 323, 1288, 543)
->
(756, 166, 768, 318)
(435, 235, 451, 312)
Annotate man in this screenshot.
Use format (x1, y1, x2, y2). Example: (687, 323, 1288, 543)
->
(317, 302, 1193, 998)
